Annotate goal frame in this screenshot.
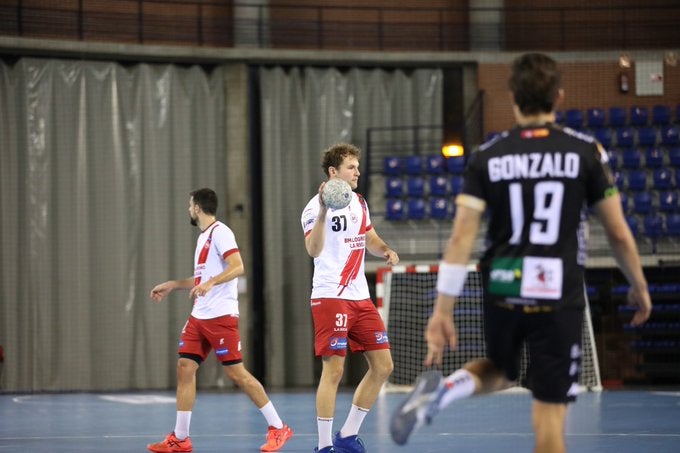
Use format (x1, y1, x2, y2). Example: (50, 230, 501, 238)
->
(376, 264, 603, 393)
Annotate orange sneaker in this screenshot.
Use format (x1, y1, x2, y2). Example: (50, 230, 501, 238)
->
(147, 432, 193, 452)
(260, 423, 294, 451)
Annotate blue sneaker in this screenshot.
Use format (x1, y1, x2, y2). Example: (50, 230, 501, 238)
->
(390, 370, 445, 445)
(333, 432, 365, 453)
(313, 446, 335, 453)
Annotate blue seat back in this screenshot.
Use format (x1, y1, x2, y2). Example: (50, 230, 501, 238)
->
(429, 175, 448, 196)
(450, 175, 464, 194)
(383, 156, 401, 176)
(621, 148, 641, 168)
(627, 169, 647, 191)
(426, 154, 445, 174)
(652, 105, 671, 125)
(447, 156, 466, 174)
(430, 197, 450, 219)
(645, 147, 664, 168)
(407, 198, 426, 220)
(565, 109, 583, 129)
(386, 198, 405, 221)
(609, 107, 626, 127)
(653, 168, 673, 190)
(669, 146, 680, 167)
(658, 191, 678, 212)
(404, 155, 423, 175)
(616, 127, 635, 147)
(643, 213, 665, 238)
(638, 127, 658, 147)
(661, 126, 679, 146)
(407, 176, 425, 197)
(625, 214, 640, 237)
(587, 108, 606, 128)
(633, 191, 652, 214)
(630, 106, 649, 126)
(666, 213, 680, 235)
(385, 177, 404, 197)
(594, 128, 613, 148)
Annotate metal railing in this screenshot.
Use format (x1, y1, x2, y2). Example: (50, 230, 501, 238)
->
(1, 2, 678, 51)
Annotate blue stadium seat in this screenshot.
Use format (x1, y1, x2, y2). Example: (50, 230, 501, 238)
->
(430, 197, 450, 220)
(450, 174, 464, 194)
(652, 105, 671, 126)
(616, 127, 635, 147)
(621, 148, 641, 168)
(565, 109, 583, 129)
(620, 191, 629, 214)
(587, 108, 606, 128)
(383, 156, 401, 176)
(633, 191, 653, 214)
(630, 106, 649, 126)
(643, 213, 665, 238)
(637, 126, 658, 147)
(609, 106, 626, 127)
(607, 149, 619, 169)
(447, 156, 465, 174)
(661, 126, 679, 146)
(555, 110, 564, 124)
(645, 147, 664, 168)
(406, 176, 425, 197)
(594, 128, 613, 148)
(407, 198, 426, 220)
(614, 170, 625, 191)
(625, 214, 640, 237)
(385, 177, 404, 197)
(658, 190, 678, 212)
(404, 155, 423, 175)
(669, 146, 680, 167)
(627, 169, 647, 191)
(386, 198, 405, 221)
(429, 175, 448, 196)
(426, 154, 446, 174)
(665, 213, 680, 236)
(653, 168, 673, 190)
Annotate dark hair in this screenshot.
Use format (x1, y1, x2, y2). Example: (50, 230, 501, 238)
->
(508, 53, 561, 116)
(321, 143, 361, 177)
(190, 188, 218, 215)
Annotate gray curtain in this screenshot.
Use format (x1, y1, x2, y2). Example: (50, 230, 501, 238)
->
(0, 58, 227, 392)
(259, 66, 443, 387)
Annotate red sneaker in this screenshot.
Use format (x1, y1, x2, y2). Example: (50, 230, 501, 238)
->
(147, 432, 193, 452)
(260, 423, 294, 451)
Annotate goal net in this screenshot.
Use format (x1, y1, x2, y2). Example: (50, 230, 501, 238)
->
(376, 264, 602, 392)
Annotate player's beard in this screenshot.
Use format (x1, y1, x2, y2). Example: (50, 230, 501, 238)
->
(190, 215, 198, 227)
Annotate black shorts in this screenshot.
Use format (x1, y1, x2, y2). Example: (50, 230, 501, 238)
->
(484, 302, 584, 404)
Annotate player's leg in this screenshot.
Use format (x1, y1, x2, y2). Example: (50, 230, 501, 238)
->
(311, 298, 350, 452)
(211, 315, 292, 452)
(334, 300, 392, 453)
(532, 400, 567, 453)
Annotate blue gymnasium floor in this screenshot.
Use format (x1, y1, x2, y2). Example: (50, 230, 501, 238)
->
(1, 389, 679, 452)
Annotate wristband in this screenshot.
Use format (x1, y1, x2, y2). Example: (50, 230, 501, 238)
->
(436, 262, 468, 297)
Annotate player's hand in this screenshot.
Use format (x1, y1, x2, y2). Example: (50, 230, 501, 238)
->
(424, 307, 457, 366)
(317, 182, 328, 209)
(190, 280, 214, 299)
(149, 281, 174, 302)
(627, 286, 652, 326)
(384, 249, 399, 266)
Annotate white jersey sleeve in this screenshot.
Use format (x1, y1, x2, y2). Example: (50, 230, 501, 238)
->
(191, 221, 240, 319)
(301, 193, 372, 300)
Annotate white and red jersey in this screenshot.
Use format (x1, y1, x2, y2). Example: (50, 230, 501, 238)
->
(301, 193, 372, 300)
(191, 221, 240, 319)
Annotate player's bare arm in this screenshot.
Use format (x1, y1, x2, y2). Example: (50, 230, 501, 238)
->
(593, 194, 652, 326)
(365, 229, 399, 265)
(427, 201, 484, 365)
(150, 277, 195, 302)
(190, 251, 245, 299)
(305, 183, 329, 258)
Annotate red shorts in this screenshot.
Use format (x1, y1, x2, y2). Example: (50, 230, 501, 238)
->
(178, 314, 242, 364)
(310, 298, 390, 357)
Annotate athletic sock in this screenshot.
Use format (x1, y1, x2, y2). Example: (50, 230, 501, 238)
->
(174, 411, 192, 440)
(339, 404, 369, 438)
(438, 369, 476, 410)
(259, 401, 284, 429)
(317, 417, 334, 449)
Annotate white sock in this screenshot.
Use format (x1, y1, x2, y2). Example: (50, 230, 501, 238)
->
(438, 369, 476, 410)
(339, 404, 369, 438)
(317, 417, 334, 449)
(259, 401, 284, 429)
(174, 411, 192, 440)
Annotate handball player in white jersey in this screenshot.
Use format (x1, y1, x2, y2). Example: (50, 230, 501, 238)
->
(301, 143, 399, 453)
(147, 188, 292, 453)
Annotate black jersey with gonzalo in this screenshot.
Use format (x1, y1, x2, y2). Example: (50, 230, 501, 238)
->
(463, 124, 616, 309)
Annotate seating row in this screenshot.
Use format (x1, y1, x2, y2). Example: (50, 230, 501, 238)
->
(609, 146, 680, 169)
(385, 197, 455, 221)
(557, 105, 680, 128)
(625, 212, 680, 238)
(383, 155, 465, 176)
(386, 175, 463, 198)
(621, 190, 680, 215)
(613, 168, 678, 191)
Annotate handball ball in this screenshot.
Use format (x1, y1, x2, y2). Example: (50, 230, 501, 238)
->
(322, 178, 352, 210)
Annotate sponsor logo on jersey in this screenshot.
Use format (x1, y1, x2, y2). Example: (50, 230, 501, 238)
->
(216, 348, 229, 356)
(374, 331, 389, 344)
(489, 257, 523, 297)
(179, 341, 184, 347)
(329, 337, 348, 350)
(520, 128, 549, 139)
